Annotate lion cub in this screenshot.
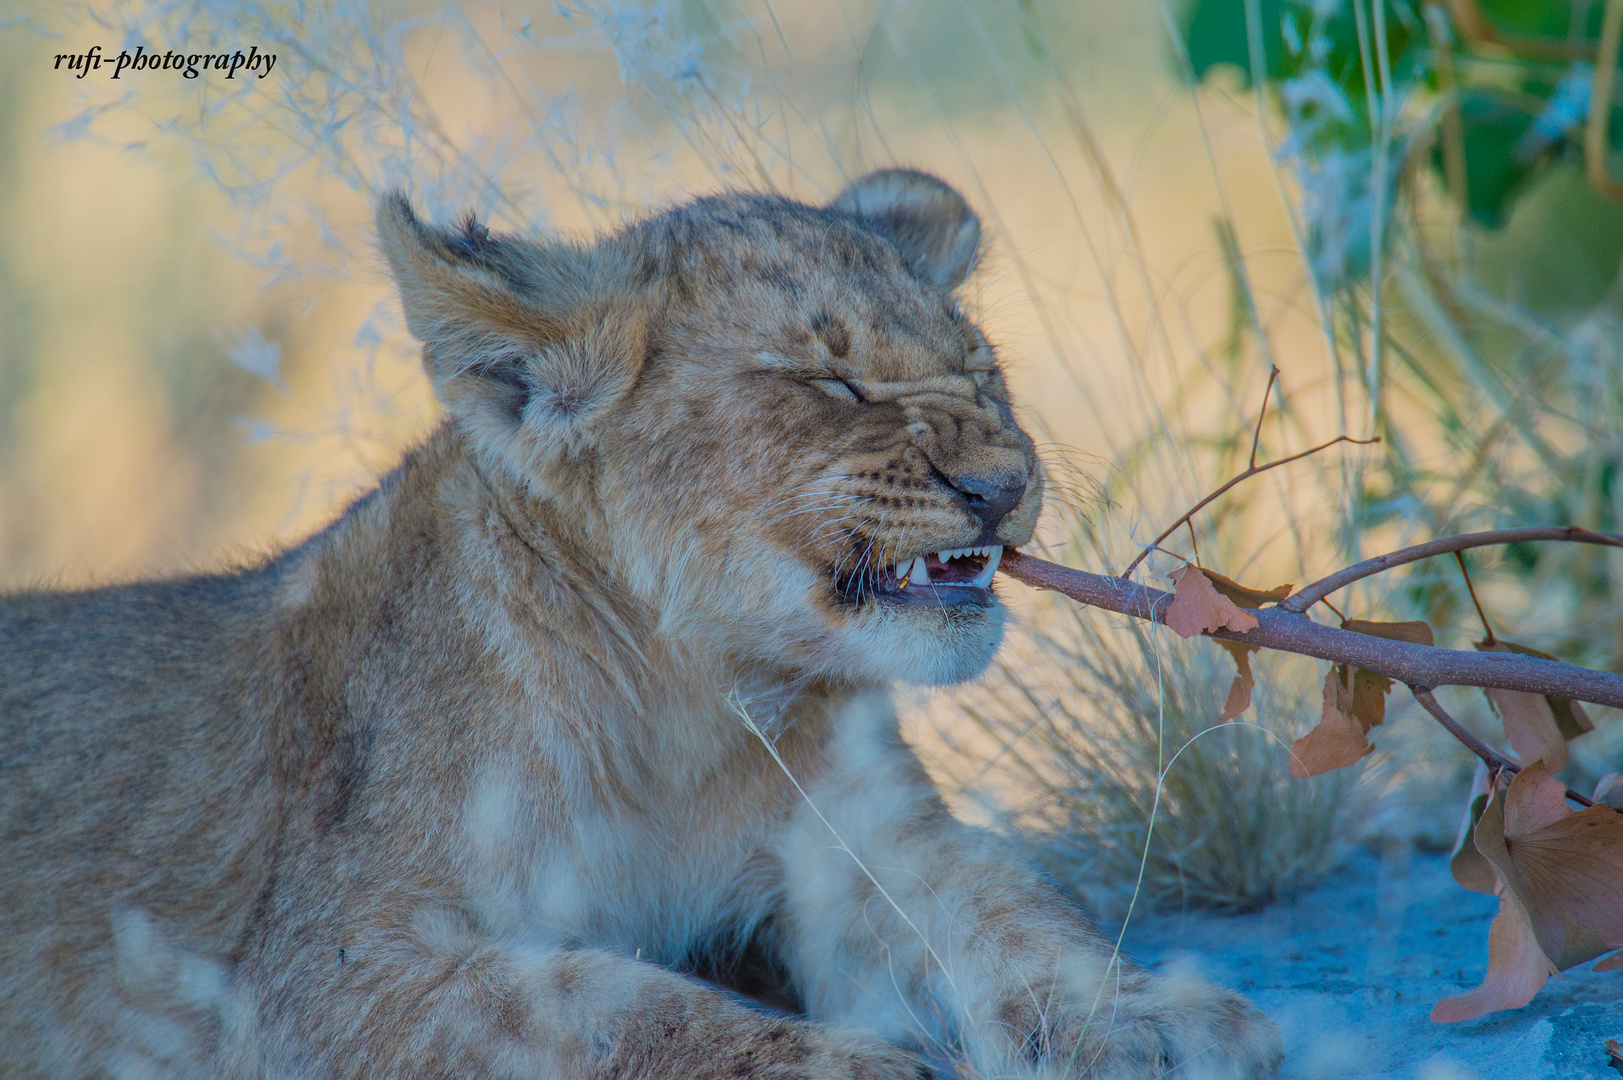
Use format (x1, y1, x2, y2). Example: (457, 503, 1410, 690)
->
(0, 171, 1281, 1078)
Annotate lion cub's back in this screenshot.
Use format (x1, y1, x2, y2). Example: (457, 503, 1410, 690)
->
(0, 567, 280, 866)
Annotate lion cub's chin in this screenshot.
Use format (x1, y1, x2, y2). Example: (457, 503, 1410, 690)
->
(832, 597, 1009, 687)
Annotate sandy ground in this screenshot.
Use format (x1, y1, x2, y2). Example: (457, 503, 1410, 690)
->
(1122, 847, 1623, 1080)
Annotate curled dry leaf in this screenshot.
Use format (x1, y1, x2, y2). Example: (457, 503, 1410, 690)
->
(1164, 565, 1259, 639)
(1216, 641, 1259, 722)
(1285, 621, 1431, 779)
(1430, 887, 1555, 1022)
(1474, 640, 1588, 771)
(1436, 763, 1623, 1021)
(1606, 1037, 1623, 1072)
(1450, 761, 1498, 895)
(1198, 568, 1293, 609)
(1473, 761, 1623, 971)
(1288, 666, 1372, 777)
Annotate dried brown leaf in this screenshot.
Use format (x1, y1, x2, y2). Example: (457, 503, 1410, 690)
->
(1319, 622, 1430, 732)
(1597, 951, 1623, 973)
(1450, 761, 1499, 895)
(1288, 667, 1372, 778)
(1164, 565, 1259, 639)
(1216, 641, 1258, 723)
(1475, 642, 1570, 770)
(1346, 666, 1393, 731)
(1487, 640, 1595, 741)
(1342, 619, 1436, 647)
(1475, 762, 1623, 971)
(1197, 567, 1293, 609)
(1430, 888, 1555, 1022)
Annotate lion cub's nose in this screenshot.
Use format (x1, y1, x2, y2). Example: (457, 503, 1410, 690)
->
(947, 470, 1027, 530)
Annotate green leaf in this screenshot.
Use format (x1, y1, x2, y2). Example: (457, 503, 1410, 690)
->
(1182, 0, 1294, 85)
(1477, 0, 1606, 40)
(1183, 0, 1416, 97)
(1448, 88, 1542, 229)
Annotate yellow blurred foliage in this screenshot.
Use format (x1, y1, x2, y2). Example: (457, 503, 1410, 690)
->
(0, 1, 1337, 594)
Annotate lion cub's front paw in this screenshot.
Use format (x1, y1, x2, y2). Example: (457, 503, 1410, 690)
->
(999, 972, 1282, 1080)
(718, 1018, 930, 1080)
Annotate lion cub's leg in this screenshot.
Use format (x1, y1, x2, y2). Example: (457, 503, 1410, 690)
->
(773, 696, 1283, 1080)
(242, 918, 926, 1079)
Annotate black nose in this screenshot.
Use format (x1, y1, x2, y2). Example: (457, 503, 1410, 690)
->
(947, 470, 1026, 529)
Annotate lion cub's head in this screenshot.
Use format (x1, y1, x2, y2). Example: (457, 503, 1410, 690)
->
(379, 170, 1041, 686)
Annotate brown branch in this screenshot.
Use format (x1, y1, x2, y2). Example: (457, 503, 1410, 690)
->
(1409, 687, 1600, 809)
(1282, 527, 1623, 613)
(1409, 685, 1519, 775)
(1120, 434, 1378, 580)
(999, 549, 1623, 708)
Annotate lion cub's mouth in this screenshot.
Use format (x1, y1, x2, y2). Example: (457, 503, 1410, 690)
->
(842, 545, 1003, 609)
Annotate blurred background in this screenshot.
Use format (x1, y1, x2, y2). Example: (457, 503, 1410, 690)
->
(4, 0, 1622, 913)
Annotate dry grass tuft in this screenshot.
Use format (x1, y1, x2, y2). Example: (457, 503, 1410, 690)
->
(942, 579, 1359, 916)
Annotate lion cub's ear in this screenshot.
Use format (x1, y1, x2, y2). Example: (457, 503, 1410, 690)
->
(829, 169, 982, 289)
(376, 191, 642, 460)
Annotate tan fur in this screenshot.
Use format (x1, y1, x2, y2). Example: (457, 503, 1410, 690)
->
(0, 171, 1282, 1079)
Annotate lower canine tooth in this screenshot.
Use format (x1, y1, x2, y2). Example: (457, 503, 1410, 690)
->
(910, 555, 931, 585)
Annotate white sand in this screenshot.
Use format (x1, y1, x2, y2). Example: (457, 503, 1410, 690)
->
(1123, 848, 1623, 1079)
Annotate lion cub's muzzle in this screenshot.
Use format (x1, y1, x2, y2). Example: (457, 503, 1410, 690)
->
(833, 390, 1037, 611)
(854, 466, 1024, 608)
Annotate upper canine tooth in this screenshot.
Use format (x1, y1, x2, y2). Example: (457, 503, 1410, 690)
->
(911, 555, 931, 585)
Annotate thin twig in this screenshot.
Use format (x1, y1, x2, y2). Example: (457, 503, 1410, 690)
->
(1121, 434, 1379, 580)
(1282, 526, 1623, 613)
(1408, 687, 1601, 809)
(999, 550, 1623, 708)
(1454, 551, 1495, 645)
(1408, 685, 1518, 774)
(1248, 366, 1280, 470)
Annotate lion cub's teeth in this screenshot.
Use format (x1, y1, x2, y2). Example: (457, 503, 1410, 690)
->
(970, 545, 1004, 588)
(910, 556, 931, 585)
